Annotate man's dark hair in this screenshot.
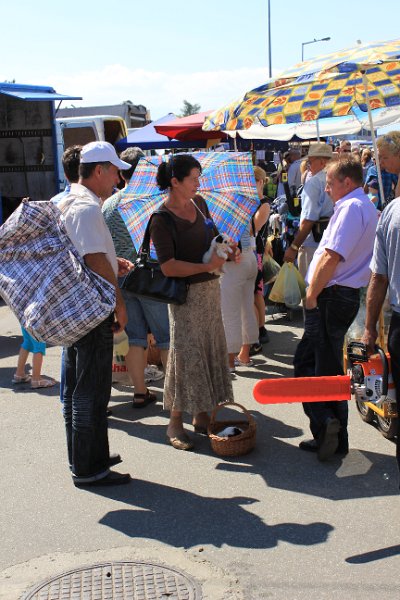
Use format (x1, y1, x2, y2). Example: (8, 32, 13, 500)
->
(62, 145, 82, 183)
(329, 156, 363, 187)
(79, 161, 112, 180)
(119, 147, 145, 182)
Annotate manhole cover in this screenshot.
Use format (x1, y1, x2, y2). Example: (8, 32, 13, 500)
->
(21, 561, 202, 600)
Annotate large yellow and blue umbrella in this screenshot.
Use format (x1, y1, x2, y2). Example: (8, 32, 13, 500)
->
(204, 38, 400, 131)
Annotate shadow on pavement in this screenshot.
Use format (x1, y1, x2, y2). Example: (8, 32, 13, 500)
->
(0, 333, 20, 360)
(215, 409, 399, 500)
(108, 404, 399, 501)
(92, 478, 334, 550)
(345, 544, 400, 563)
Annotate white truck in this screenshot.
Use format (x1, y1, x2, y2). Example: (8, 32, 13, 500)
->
(55, 115, 128, 190)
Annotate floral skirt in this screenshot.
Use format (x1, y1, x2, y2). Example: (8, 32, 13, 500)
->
(163, 278, 234, 413)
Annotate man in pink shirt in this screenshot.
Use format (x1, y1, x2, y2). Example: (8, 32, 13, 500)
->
(298, 157, 378, 461)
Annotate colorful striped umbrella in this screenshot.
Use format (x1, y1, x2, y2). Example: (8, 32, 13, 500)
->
(118, 152, 259, 256)
(203, 38, 400, 131)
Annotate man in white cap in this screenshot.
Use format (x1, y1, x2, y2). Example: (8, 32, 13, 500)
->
(58, 141, 132, 487)
(283, 142, 334, 276)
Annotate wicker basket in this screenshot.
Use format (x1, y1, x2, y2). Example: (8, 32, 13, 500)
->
(208, 402, 256, 457)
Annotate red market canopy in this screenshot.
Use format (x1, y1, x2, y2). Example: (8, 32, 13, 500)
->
(154, 111, 226, 141)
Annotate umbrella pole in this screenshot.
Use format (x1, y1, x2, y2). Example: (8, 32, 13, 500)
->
(362, 71, 384, 204)
(316, 119, 320, 142)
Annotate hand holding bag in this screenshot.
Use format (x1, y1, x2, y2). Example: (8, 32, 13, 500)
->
(121, 211, 189, 305)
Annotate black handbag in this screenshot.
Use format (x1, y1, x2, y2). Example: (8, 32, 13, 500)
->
(121, 211, 189, 305)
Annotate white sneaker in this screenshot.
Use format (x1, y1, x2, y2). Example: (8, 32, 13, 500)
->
(144, 365, 164, 383)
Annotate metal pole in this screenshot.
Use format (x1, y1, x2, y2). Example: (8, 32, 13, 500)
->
(361, 71, 384, 205)
(268, 0, 272, 77)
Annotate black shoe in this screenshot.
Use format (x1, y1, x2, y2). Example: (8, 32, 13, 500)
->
(335, 445, 349, 457)
(317, 418, 340, 462)
(299, 439, 318, 452)
(259, 327, 270, 344)
(74, 471, 131, 487)
(109, 452, 122, 467)
(249, 343, 263, 356)
(106, 408, 112, 416)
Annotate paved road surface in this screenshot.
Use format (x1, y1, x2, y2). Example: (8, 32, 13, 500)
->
(0, 301, 398, 599)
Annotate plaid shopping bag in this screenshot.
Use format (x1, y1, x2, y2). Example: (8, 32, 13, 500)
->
(0, 200, 115, 346)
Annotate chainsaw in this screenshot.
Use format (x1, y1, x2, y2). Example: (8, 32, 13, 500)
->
(253, 341, 398, 436)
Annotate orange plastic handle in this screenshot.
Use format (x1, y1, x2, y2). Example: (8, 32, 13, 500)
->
(253, 375, 351, 404)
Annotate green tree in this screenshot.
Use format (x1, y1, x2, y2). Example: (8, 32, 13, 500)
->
(179, 100, 201, 117)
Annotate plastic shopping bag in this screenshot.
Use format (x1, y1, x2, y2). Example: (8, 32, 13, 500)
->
(112, 331, 131, 384)
(283, 263, 302, 308)
(269, 262, 304, 307)
(268, 264, 286, 304)
(262, 254, 281, 284)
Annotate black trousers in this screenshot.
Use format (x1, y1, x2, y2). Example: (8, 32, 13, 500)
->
(387, 311, 400, 477)
(294, 286, 360, 446)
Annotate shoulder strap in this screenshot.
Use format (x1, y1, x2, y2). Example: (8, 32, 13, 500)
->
(140, 210, 178, 257)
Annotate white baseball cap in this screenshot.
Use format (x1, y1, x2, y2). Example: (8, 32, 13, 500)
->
(80, 141, 131, 170)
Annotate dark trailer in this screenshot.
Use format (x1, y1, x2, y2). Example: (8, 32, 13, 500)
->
(0, 83, 80, 223)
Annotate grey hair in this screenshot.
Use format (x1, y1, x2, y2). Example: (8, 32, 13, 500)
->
(377, 131, 400, 156)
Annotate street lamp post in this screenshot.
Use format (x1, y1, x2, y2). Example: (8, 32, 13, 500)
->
(267, 0, 272, 77)
(301, 37, 331, 61)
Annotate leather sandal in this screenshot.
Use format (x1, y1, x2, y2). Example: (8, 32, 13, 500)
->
(132, 389, 157, 409)
(12, 374, 31, 384)
(167, 434, 194, 451)
(31, 378, 56, 389)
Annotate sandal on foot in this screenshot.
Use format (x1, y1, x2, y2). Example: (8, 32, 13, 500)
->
(234, 357, 254, 367)
(132, 389, 157, 409)
(167, 434, 194, 451)
(31, 378, 56, 389)
(12, 374, 31, 384)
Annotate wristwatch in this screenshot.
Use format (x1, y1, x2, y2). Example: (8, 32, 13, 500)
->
(290, 243, 299, 251)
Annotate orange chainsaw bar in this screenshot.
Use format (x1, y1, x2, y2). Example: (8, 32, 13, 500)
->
(253, 375, 351, 404)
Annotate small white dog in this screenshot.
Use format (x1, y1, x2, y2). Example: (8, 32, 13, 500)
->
(202, 233, 233, 274)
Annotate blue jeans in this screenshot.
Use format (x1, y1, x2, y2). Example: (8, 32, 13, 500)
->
(294, 286, 360, 447)
(63, 314, 113, 482)
(121, 287, 170, 349)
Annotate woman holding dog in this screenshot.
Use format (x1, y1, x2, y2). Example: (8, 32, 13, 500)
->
(150, 154, 234, 450)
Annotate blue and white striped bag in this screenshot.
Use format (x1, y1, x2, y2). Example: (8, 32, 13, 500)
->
(0, 200, 115, 346)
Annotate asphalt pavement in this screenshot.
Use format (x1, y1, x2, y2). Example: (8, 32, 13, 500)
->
(0, 300, 398, 600)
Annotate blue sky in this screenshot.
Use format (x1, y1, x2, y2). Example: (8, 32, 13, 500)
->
(2, 0, 399, 120)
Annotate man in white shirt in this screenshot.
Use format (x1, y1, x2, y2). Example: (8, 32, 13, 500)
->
(59, 141, 131, 487)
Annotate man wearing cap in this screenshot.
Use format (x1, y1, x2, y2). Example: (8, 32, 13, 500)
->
(283, 142, 334, 277)
(58, 141, 132, 487)
(298, 157, 378, 461)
